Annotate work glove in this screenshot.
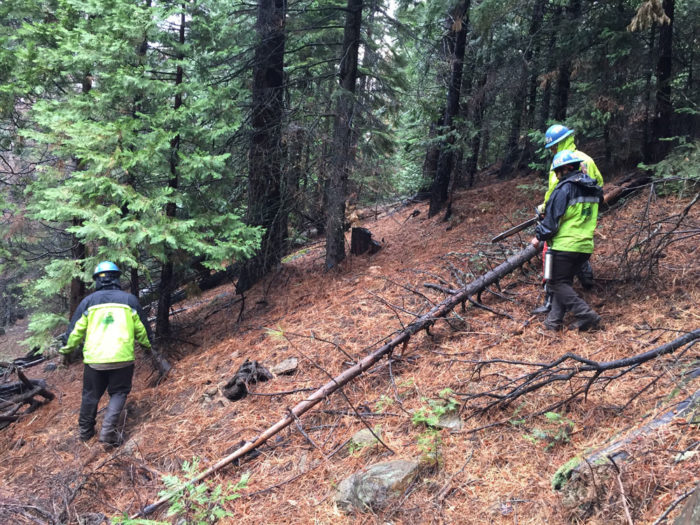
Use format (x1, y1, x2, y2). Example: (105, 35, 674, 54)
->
(147, 345, 172, 384)
(58, 352, 71, 368)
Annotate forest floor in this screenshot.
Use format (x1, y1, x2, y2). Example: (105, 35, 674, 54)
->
(1, 172, 698, 524)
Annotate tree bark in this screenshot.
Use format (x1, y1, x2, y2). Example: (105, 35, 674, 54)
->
(68, 217, 87, 319)
(237, 0, 287, 290)
(156, 10, 185, 338)
(429, 1, 470, 217)
(466, 32, 492, 186)
(324, 0, 363, 269)
(537, 5, 561, 131)
(68, 76, 92, 318)
(552, 0, 581, 121)
(648, 0, 674, 162)
(554, 383, 700, 490)
(499, 0, 545, 178)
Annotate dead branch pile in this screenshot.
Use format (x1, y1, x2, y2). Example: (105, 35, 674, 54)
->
(614, 191, 699, 281)
(0, 367, 55, 430)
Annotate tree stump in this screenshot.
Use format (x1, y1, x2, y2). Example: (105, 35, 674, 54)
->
(351, 227, 381, 256)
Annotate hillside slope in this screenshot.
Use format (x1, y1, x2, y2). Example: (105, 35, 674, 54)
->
(1, 174, 698, 524)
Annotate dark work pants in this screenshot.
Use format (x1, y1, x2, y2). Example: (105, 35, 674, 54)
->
(543, 241, 594, 289)
(545, 250, 598, 329)
(79, 364, 133, 441)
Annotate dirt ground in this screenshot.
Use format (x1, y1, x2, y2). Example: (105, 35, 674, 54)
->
(1, 174, 698, 524)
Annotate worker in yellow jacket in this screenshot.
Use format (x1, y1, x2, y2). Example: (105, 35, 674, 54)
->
(532, 150, 603, 331)
(532, 124, 604, 314)
(60, 261, 153, 445)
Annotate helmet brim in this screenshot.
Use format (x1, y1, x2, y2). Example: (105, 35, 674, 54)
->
(545, 129, 575, 149)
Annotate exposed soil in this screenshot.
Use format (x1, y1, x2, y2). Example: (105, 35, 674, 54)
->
(1, 174, 698, 524)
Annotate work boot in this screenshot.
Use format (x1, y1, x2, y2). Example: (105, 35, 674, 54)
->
(543, 321, 562, 332)
(79, 427, 95, 442)
(570, 314, 601, 332)
(531, 293, 552, 315)
(99, 393, 127, 446)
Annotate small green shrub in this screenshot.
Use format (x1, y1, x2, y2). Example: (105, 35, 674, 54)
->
(114, 458, 249, 525)
(522, 411, 575, 451)
(411, 388, 459, 428)
(374, 395, 394, 412)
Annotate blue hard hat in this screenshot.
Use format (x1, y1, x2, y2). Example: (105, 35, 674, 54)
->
(544, 124, 574, 149)
(552, 150, 582, 171)
(93, 261, 121, 278)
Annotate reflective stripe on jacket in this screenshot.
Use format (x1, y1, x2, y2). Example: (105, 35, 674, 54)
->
(535, 170, 603, 253)
(61, 287, 152, 364)
(541, 136, 604, 210)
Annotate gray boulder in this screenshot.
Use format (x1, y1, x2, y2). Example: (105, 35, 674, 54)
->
(335, 459, 421, 513)
(270, 357, 298, 376)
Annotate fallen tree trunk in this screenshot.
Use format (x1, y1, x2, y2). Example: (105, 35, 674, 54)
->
(133, 243, 541, 517)
(600, 171, 651, 210)
(0, 369, 55, 430)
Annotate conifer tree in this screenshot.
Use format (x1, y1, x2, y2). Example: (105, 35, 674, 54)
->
(5, 0, 261, 348)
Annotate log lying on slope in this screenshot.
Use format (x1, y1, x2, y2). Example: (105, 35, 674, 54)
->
(133, 243, 541, 517)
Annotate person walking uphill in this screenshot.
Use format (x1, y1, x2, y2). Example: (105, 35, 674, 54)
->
(60, 261, 154, 446)
(533, 124, 605, 314)
(531, 151, 603, 332)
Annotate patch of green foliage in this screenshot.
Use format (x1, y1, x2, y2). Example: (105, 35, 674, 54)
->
(522, 411, 575, 452)
(411, 389, 459, 466)
(640, 139, 700, 197)
(374, 394, 395, 412)
(114, 458, 249, 525)
(411, 388, 459, 428)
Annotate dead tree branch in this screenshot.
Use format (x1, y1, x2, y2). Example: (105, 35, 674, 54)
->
(458, 329, 700, 417)
(616, 191, 699, 280)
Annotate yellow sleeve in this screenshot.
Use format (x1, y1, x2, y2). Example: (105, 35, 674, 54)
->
(61, 314, 88, 354)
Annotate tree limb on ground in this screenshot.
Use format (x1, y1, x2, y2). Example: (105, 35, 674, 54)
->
(458, 329, 700, 418)
(552, 386, 700, 491)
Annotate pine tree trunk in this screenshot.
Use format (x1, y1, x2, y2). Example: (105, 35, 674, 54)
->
(68, 218, 86, 319)
(466, 32, 492, 186)
(429, 0, 470, 217)
(69, 77, 92, 318)
(552, 0, 581, 121)
(648, 0, 674, 162)
(123, 23, 149, 300)
(324, 0, 363, 269)
(537, 6, 561, 131)
(499, 0, 545, 178)
(237, 0, 287, 291)
(156, 11, 185, 337)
